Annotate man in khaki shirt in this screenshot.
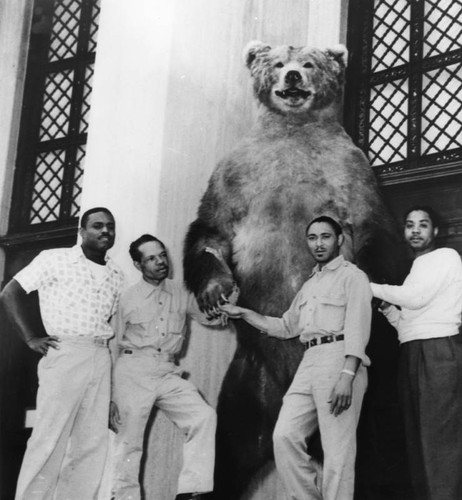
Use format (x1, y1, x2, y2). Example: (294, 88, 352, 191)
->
(220, 216, 372, 500)
(110, 234, 225, 500)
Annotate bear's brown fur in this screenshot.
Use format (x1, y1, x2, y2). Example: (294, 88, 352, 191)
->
(184, 41, 408, 499)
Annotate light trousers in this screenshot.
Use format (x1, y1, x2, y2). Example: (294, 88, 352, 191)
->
(112, 352, 216, 499)
(15, 337, 111, 500)
(273, 342, 367, 500)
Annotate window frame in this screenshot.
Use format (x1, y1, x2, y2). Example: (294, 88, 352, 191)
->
(5, 0, 99, 243)
(345, 0, 462, 186)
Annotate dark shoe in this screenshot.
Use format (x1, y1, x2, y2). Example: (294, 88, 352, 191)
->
(175, 494, 202, 500)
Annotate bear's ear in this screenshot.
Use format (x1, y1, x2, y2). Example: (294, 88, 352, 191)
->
(325, 44, 349, 69)
(243, 40, 271, 69)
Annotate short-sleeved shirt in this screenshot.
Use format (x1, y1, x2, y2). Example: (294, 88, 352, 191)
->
(15, 245, 124, 339)
(113, 278, 214, 355)
(265, 255, 372, 365)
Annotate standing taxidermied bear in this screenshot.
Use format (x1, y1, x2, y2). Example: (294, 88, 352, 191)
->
(184, 41, 408, 499)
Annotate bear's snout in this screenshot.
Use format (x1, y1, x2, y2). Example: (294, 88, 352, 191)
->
(285, 70, 302, 86)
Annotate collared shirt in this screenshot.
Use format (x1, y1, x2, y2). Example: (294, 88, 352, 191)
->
(265, 255, 372, 365)
(15, 245, 124, 339)
(113, 278, 213, 355)
(372, 247, 462, 343)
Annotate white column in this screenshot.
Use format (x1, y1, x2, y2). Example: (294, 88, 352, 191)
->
(0, 0, 33, 277)
(80, 0, 176, 283)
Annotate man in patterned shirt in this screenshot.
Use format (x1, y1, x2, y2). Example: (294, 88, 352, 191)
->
(109, 234, 226, 500)
(0, 207, 124, 500)
(220, 216, 372, 500)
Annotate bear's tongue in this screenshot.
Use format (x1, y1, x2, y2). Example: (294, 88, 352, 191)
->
(275, 88, 311, 100)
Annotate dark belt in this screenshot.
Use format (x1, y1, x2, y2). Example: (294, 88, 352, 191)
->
(121, 348, 174, 362)
(304, 334, 344, 351)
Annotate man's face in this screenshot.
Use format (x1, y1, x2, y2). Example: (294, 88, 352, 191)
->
(135, 241, 169, 284)
(80, 211, 115, 253)
(306, 222, 342, 266)
(404, 210, 437, 255)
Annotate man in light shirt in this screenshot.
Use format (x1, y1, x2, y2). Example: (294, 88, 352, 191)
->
(371, 206, 462, 500)
(0, 207, 124, 500)
(110, 234, 225, 500)
(220, 216, 372, 500)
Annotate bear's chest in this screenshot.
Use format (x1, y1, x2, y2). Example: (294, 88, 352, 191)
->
(225, 135, 353, 220)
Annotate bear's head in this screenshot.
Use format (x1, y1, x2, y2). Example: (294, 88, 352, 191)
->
(243, 41, 348, 118)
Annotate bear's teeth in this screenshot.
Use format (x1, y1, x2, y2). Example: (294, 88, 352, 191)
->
(275, 89, 311, 99)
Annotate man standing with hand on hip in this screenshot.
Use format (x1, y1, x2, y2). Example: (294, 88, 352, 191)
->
(0, 207, 124, 500)
(220, 215, 372, 500)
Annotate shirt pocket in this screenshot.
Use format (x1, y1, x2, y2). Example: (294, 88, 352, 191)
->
(168, 312, 186, 336)
(315, 296, 345, 333)
(127, 308, 156, 328)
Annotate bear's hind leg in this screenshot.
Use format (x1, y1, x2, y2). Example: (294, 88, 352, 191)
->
(207, 352, 284, 499)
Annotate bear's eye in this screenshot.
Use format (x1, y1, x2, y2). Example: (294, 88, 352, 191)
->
(303, 62, 313, 68)
(274, 62, 284, 68)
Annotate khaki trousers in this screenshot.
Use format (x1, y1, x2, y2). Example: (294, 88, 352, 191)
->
(15, 337, 111, 500)
(273, 342, 367, 500)
(112, 352, 216, 499)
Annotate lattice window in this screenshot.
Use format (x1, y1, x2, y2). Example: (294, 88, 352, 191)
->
(10, 0, 100, 231)
(346, 0, 462, 183)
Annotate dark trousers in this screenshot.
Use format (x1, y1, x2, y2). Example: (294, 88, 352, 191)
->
(399, 335, 462, 500)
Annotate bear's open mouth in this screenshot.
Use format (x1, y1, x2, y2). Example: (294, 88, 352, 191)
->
(275, 88, 312, 100)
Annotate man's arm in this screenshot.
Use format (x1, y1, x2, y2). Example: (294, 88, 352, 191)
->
(378, 301, 401, 329)
(328, 354, 361, 417)
(220, 288, 305, 339)
(218, 303, 272, 332)
(0, 279, 59, 355)
(329, 270, 372, 417)
(371, 249, 461, 310)
(108, 297, 127, 433)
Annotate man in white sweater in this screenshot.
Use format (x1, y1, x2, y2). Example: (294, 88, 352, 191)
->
(371, 206, 462, 500)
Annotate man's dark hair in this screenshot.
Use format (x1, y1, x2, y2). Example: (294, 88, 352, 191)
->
(306, 216, 343, 237)
(80, 207, 114, 228)
(129, 234, 165, 262)
(404, 205, 441, 229)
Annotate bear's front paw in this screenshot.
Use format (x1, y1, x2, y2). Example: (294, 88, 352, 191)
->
(198, 277, 235, 314)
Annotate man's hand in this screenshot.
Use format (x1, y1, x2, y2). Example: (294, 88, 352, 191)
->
(109, 401, 121, 433)
(328, 374, 354, 417)
(27, 336, 60, 355)
(219, 302, 246, 319)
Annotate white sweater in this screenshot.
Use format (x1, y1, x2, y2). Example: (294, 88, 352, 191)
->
(371, 248, 462, 343)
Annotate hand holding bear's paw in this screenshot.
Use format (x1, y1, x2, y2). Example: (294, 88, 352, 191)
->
(219, 302, 246, 319)
(198, 276, 235, 316)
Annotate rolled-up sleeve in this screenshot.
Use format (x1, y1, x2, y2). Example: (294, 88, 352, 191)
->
(343, 271, 372, 366)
